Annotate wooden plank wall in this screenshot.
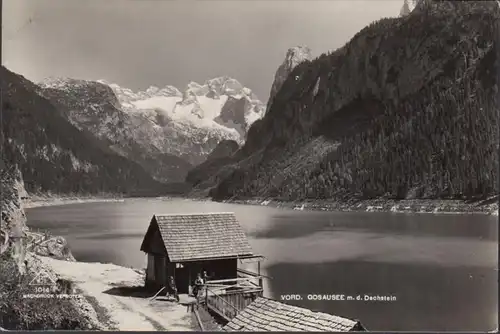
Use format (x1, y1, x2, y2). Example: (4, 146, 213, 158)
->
(146, 253, 155, 283)
(222, 291, 261, 313)
(207, 290, 262, 322)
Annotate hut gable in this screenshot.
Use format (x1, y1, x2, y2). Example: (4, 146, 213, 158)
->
(141, 212, 253, 262)
(140, 217, 167, 255)
(223, 297, 365, 332)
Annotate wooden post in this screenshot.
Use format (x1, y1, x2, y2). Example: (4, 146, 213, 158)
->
(163, 256, 169, 286)
(145, 254, 149, 286)
(173, 264, 176, 293)
(258, 261, 263, 289)
(188, 264, 192, 296)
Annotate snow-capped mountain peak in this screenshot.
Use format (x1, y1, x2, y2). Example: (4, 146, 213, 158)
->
(104, 76, 265, 139)
(145, 85, 182, 97)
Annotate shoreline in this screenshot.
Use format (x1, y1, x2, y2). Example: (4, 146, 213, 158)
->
(22, 194, 186, 209)
(22, 196, 126, 209)
(22, 193, 499, 216)
(221, 197, 499, 216)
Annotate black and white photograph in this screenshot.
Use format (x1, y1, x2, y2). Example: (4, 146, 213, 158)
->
(1, 0, 498, 331)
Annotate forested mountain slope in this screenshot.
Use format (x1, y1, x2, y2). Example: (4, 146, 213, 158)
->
(186, 140, 240, 193)
(211, 1, 499, 202)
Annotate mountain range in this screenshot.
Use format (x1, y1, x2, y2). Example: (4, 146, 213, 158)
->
(38, 76, 265, 182)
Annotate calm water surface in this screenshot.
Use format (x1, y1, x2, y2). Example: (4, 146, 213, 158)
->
(26, 198, 498, 331)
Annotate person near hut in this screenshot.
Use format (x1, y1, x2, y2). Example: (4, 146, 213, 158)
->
(168, 275, 180, 302)
(192, 273, 204, 298)
(202, 270, 210, 284)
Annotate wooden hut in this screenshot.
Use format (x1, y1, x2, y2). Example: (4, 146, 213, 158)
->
(223, 297, 366, 331)
(140, 212, 262, 294)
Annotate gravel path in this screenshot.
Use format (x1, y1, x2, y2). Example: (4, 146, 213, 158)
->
(37, 256, 197, 331)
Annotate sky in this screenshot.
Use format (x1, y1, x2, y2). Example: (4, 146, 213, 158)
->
(2, 0, 402, 102)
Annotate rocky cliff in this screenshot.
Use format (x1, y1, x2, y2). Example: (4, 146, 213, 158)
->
(265, 46, 313, 115)
(0, 159, 103, 330)
(210, 1, 499, 202)
(0, 160, 28, 242)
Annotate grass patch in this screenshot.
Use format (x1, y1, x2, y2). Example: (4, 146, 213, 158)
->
(0, 251, 98, 330)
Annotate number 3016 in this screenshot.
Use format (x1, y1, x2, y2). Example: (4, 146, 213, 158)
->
(35, 286, 51, 293)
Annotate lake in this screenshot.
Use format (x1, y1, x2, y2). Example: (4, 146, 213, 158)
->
(26, 198, 498, 331)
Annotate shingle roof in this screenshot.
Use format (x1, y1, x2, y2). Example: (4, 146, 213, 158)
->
(223, 297, 362, 332)
(153, 212, 253, 262)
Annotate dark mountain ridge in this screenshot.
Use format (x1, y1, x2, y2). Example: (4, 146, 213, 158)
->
(186, 140, 240, 190)
(1, 66, 170, 196)
(208, 1, 499, 202)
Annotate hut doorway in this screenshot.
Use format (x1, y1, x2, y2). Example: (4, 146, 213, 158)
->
(174, 265, 189, 294)
(174, 262, 204, 294)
